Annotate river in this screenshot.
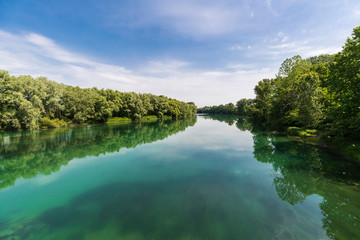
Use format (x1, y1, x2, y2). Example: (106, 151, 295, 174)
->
(0, 115, 359, 239)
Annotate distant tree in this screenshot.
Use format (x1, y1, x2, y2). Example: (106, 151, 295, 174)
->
(236, 98, 254, 116)
(224, 103, 237, 115)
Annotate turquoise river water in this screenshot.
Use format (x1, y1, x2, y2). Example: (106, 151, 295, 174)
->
(0, 115, 359, 240)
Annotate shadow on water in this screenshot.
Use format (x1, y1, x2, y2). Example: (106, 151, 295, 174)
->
(0, 118, 197, 190)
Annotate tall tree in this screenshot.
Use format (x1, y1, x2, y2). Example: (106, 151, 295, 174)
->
(327, 26, 360, 137)
(252, 79, 275, 124)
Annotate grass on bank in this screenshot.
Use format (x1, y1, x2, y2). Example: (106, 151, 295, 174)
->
(106, 117, 132, 124)
(38, 115, 174, 129)
(40, 117, 68, 128)
(107, 115, 171, 124)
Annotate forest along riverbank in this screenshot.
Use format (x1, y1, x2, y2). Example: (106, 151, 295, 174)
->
(0, 69, 197, 131)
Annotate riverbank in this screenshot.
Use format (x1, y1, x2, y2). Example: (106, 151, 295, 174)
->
(66, 115, 174, 128)
(201, 114, 360, 163)
(0, 115, 177, 133)
(285, 126, 360, 163)
(105, 115, 172, 124)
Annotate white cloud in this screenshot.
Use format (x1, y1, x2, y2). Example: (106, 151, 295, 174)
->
(226, 63, 256, 70)
(203, 71, 231, 77)
(266, 0, 272, 8)
(230, 44, 252, 51)
(230, 45, 245, 51)
(352, 9, 360, 17)
(267, 40, 341, 58)
(141, 60, 189, 75)
(0, 30, 274, 107)
(101, 0, 359, 42)
(106, 0, 270, 39)
(0, 30, 136, 87)
(147, 1, 244, 38)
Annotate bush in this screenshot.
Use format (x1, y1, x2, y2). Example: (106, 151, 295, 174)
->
(287, 127, 302, 136)
(106, 117, 131, 124)
(287, 127, 318, 138)
(141, 115, 158, 122)
(40, 117, 68, 128)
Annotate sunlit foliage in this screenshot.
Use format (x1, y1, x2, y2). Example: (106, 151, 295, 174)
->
(0, 72, 197, 130)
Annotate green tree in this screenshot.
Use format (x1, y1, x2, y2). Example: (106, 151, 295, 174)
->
(296, 72, 323, 127)
(236, 98, 254, 116)
(251, 79, 275, 124)
(327, 26, 360, 137)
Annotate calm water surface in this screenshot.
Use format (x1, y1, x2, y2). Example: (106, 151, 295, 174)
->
(0, 116, 359, 240)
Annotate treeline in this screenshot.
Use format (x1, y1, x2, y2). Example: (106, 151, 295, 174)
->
(199, 26, 360, 139)
(197, 99, 254, 116)
(0, 71, 197, 130)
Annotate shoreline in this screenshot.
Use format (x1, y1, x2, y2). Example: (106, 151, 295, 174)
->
(0, 115, 179, 133)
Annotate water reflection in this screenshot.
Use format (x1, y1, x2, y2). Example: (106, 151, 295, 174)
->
(0, 118, 197, 190)
(202, 114, 240, 126)
(1, 115, 360, 239)
(209, 115, 360, 240)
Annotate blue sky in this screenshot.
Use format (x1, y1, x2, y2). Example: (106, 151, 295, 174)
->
(0, 0, 359, 106)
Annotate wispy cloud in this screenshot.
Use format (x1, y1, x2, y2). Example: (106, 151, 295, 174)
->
(233, 27, 346, 63)
(0, 30, 274, 106)
(141, 60, 189, 75)
(230, 45, 245, 51)
(265, 0, 272, 8)
(153, 1, 240, 37)
(0, 30, 135, 87)
(230, 44, 252, 51)
(352, 9, 360, 17)
(104, 0, 272, 39)
(226, 63, 256, 70)
(267, 39, 341, 58)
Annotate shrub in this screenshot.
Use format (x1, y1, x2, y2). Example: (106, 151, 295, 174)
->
(40, 117, 67, 128)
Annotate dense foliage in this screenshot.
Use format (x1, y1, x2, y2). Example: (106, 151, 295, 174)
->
(0, 72, 197, 130)
(250, 26, 360, 138)
(250, 54, 329, 129)
(199, 26, 360, 140)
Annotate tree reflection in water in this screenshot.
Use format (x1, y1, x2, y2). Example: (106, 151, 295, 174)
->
(0, 118, 197, 190)
(234, 116, 360, 240)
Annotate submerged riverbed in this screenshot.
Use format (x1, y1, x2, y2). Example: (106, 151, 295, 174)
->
(0, 115, 359, 240)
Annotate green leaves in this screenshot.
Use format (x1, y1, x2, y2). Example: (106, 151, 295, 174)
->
(327, 26, 360, 137)
(251, 55, 328, 128)
(248, 25, 360, 139)
(0, 71, 197, 131)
